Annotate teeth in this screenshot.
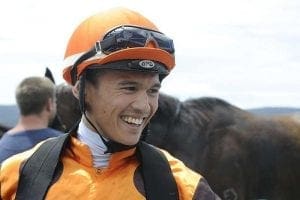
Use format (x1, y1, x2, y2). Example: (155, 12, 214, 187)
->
(122, 116, 143, 125)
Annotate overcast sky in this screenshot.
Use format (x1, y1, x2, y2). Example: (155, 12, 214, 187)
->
(0, 0, 299, 109)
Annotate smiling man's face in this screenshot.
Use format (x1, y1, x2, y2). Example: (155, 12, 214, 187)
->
(84, 69, 161, 145)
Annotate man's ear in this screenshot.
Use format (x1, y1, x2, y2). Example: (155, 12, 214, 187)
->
(72, 82, 80, 100)
(46, 98, 55, 112)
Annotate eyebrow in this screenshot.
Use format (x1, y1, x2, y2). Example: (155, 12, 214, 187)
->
(118, 80, 161, 88)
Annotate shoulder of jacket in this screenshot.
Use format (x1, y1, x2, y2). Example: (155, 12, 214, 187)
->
(155, 147, 206, 199)
(156, 147, 202, 177)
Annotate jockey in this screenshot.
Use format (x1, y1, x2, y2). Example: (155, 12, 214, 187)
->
(0, 7, 220, 200)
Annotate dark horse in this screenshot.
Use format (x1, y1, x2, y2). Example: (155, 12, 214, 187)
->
(147, 93, 300, 200)
(54, 83, 300, 200)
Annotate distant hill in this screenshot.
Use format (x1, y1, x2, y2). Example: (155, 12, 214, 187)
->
(248, 107, 300, 117)
(0, 105, 19, 127)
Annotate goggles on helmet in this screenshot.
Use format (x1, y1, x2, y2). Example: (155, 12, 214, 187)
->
(99, 25, 175, 54)
(70, 25, 174, 85)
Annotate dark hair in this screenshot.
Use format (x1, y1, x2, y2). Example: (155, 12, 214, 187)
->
(15, 77, 55, 115)
(85, 68, 108, 87)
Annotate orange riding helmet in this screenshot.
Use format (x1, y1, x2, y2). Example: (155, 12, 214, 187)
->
(62, 7, 175, 85)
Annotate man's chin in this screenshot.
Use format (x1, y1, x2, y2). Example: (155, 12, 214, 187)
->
(121, 136, 141, 146)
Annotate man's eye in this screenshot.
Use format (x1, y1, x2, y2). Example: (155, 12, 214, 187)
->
(149, 88, 159, 94)
(122, 86, 136, 91)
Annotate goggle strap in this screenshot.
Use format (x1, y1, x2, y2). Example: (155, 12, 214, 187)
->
(95, 41, 101, 52)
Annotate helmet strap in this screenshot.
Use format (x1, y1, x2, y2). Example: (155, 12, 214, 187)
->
(78, 73, 86, 113)
(78, 73, 110, 150)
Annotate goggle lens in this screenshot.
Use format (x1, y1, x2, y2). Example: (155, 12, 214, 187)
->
(100, 26, 175, 54)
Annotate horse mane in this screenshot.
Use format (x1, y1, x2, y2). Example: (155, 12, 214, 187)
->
(181, 96, 253, 134)
(148, 93, 253, 154)
(153, 93, 248, 129)
(156, 93, 181, 117)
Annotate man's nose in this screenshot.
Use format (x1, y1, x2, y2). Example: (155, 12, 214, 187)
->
(131, 92, 151, 113)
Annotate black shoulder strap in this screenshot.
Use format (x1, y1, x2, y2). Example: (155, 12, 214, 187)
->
(15, 136, 179, 200)
(15, 133, 70, 200)
(137, 141, 179, 200)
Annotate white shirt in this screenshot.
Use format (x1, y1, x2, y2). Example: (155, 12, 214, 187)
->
(77, 121, 111, 168)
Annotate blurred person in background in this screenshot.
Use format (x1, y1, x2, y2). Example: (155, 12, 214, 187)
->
(0, 76, 63, 163)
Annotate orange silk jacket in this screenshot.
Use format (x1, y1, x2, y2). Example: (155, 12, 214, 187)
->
(0, 136, 220, 199)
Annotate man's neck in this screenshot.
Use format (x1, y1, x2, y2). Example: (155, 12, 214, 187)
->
(8, 115, 49, 135)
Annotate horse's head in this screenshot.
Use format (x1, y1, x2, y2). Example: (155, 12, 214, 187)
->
(55, 83, 81, 132)
(44, 68, 82, 132)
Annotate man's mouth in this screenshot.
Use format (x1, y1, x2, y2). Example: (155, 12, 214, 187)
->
(121, 116, 144, 126)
